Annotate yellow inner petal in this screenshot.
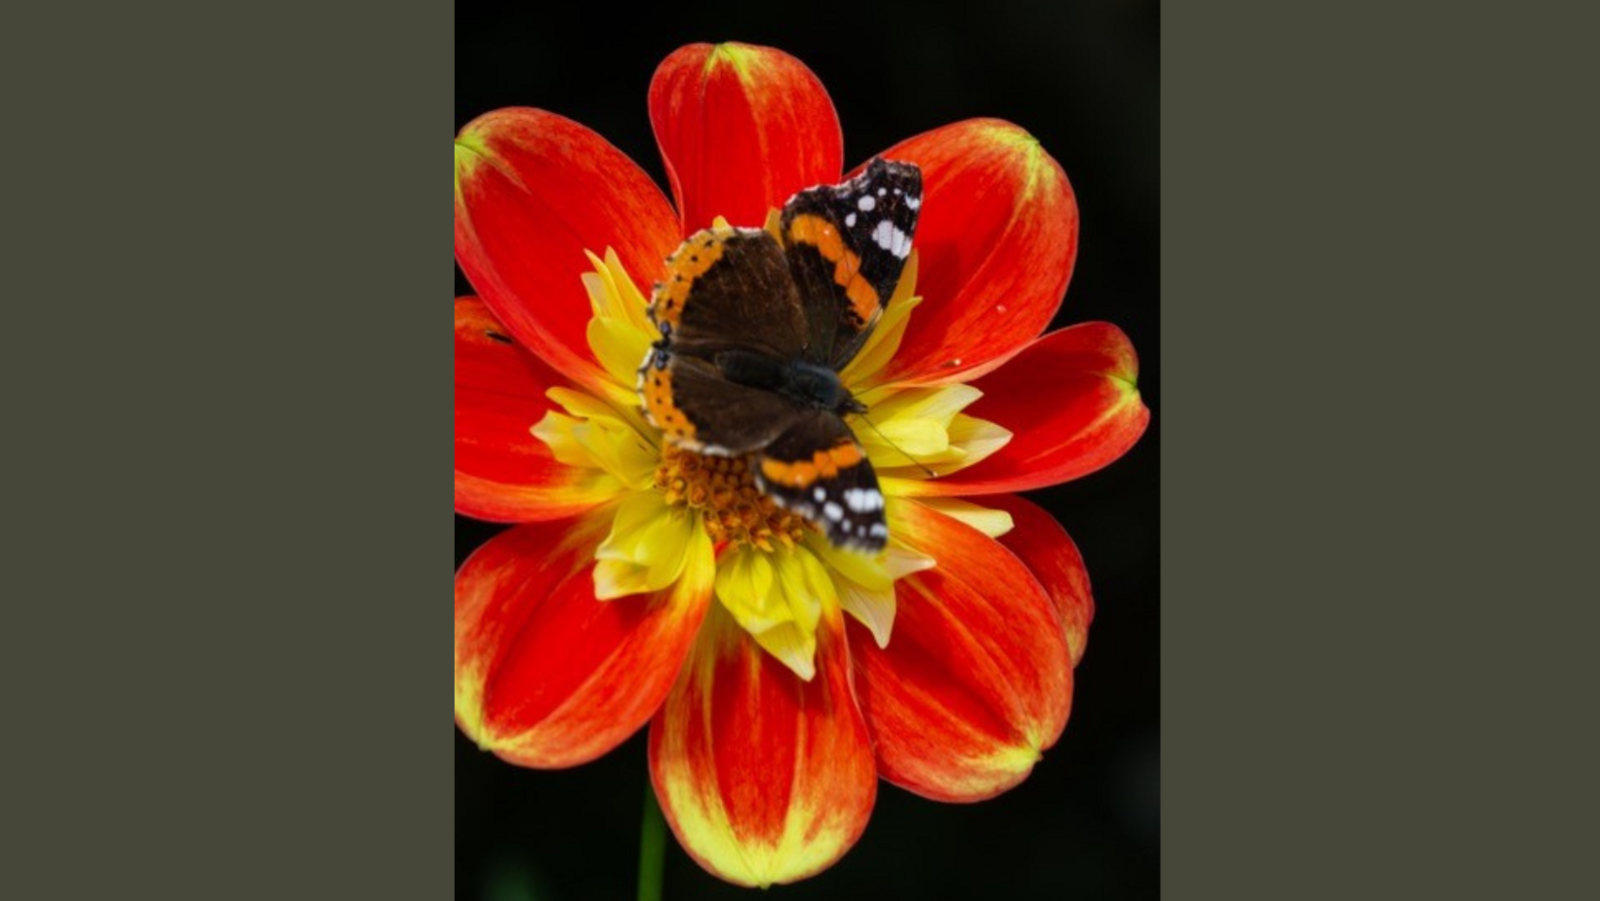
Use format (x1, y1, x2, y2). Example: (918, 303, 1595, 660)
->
(912, 497, 1015, 538)
(582, 247, 661, 410)
(809, 533, 935, 650)
(583, 248, 655, 337)
(593, 493, 701, 600)
(713, 544, 840, 680)
(854, 383, 1013, 480)
(530, 389, 657, 491)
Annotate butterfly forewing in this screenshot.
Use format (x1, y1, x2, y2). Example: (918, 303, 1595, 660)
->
(780, 158, 923, 368)
(649, 227, 808, 360)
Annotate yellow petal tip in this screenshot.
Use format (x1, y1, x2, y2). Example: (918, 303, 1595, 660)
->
(706, 42, 757, 80)
(454, 130, 493, 187)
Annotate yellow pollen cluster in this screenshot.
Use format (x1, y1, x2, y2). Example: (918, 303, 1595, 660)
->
(654, 444, 811, 550)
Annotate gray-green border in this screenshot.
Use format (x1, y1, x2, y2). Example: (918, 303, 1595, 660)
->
(5, 2, 454, 898)
(1161, 2, 1594, 898)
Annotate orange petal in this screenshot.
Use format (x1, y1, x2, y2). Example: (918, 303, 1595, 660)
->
(649, 606, 876, 887)
(850, 499, 1072, 802)
(455, 298, 624, 522)
(455, 514, 714, 768)
(893, 322, 1150, 496)
(650, 43, 843, 233)
(982, 494, 1094, 666)
(865, 119, 1079, 386)
(455, 108, 680, 390)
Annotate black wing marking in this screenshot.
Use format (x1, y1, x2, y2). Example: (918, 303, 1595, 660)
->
(779, 158, 922, 369)
(754, 411, 887, 552)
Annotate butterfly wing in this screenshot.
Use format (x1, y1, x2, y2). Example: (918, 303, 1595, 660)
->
(649, 226, 808, 360)
(640, 350, 806, 456)
(780, 158, 922, 369)
(754, 411, 887, 552)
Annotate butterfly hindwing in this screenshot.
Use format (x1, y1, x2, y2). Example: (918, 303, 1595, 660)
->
(639, 350, 807, 456)
(755, 411, 887, 552)
(780, 158, 923, 368)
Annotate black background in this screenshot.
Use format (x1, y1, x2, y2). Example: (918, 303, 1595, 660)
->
(456, 2, 1158, 898)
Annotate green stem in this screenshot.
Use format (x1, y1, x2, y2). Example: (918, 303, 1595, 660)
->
(637, 779, 667, 901)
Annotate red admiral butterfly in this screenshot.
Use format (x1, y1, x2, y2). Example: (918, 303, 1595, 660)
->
(638, 158, 923, 552)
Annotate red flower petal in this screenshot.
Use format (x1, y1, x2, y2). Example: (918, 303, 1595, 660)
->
(983, 494, 1094, 667)
(456, 515, 713, 768)
(850, 499, 1072, 802)
(649, 607, 876, 887)
(455, 298, 622, 522)
(455, 108, 680, 389)
(650, 43, 843, 234)
(865, 119, 1079, 386)
(899, 322, 1150, 496)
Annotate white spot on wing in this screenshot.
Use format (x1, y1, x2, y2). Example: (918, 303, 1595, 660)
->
(906, 195, 922, 210)
(845, 212, 857, 228)
(857, 195, 876, 211)
(843, 488, 883, 512)
(824, 502, 844, 522)
(871, 220, 911, 258)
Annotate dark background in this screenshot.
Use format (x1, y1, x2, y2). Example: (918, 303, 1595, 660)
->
(456, 1, 1158, 898)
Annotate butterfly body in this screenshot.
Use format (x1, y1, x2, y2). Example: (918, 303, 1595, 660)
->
(712, 351, 866, 416)
(639, 159, 923, 552)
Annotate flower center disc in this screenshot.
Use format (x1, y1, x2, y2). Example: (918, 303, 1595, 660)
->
(654, 444, 811, 551)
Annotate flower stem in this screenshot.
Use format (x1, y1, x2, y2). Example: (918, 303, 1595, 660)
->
(637, 779, 667, 901)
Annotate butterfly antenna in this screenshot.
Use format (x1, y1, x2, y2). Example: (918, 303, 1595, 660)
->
(854, 413, 938, 479)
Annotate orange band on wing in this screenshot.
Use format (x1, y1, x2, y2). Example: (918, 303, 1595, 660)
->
(786, 214, 852, 265)
(642, 362, 697, 443)
(786, 214, 879, 325)
(760, 440, 865, 488)
(652, 230, 729, 327)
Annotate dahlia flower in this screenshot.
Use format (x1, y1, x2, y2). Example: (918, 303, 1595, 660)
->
(454, 41, 1149, 887)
